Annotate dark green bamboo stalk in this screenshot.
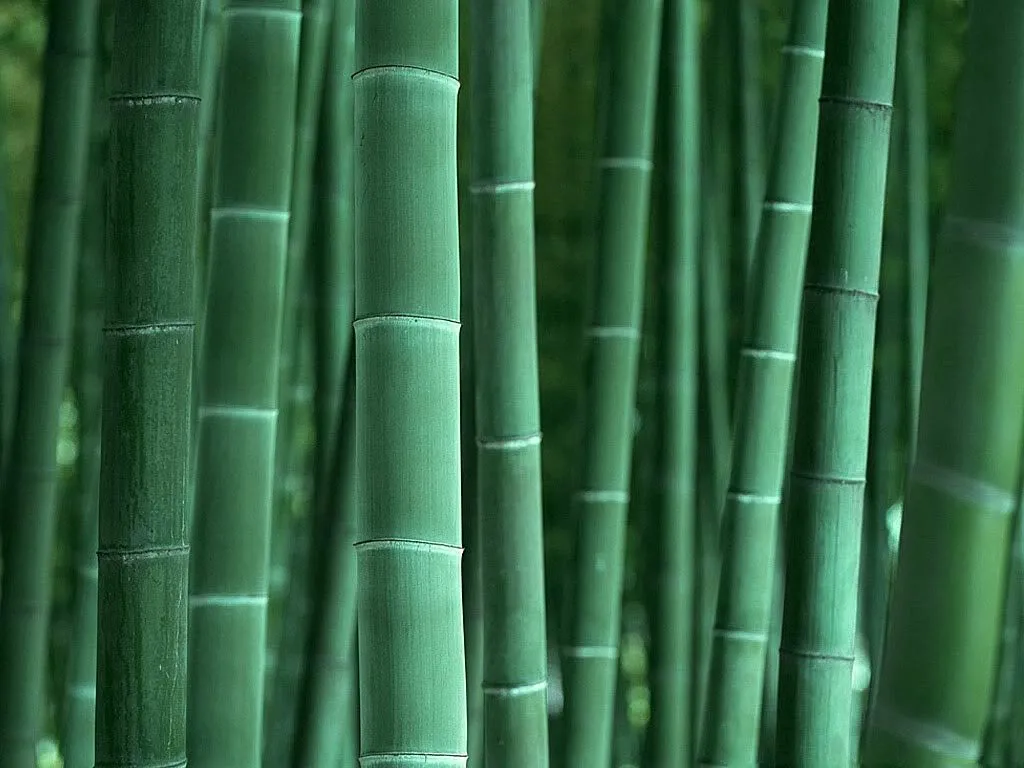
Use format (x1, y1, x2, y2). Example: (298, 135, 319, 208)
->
(186, 2, 301, 765)
(0, 0, 97, 760)
(774, 0, 898, 764)
(0, 99, 12, 478)
(866, 1, 1024, 763)
(469, 0, 550, 764)
(561, 2, 662, 765)
(60, 70, 107, 768)
(645, 0, 699, 764)
(698, 0, 827, 763)
(733, 0, 765, 283)
(901, 0, 928, 455)
(95, 0, 201, 765)
(354, 1, 467, 765)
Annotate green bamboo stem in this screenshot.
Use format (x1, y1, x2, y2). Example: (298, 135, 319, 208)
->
(60, 68, 107, 768)
(94, 0, 201, 764)
(0, 0, 97, 760)
(291, 3, 357, 762)
(265, 295, 320, 763)
(0, 98, 12, 479)
(733, 0, 765, 284)
(774, 1, 899, 764)
(354, 1, 467, 765)
(272, 0, 335, 541)
(310, 0, 352, 535)
(561, 2, 662, 765)
(293, 371, 357, 768)
(645, 0, 699, 765)
(186, 2, 301, 765)
(469, 0, 550, 764)
(902, 0, 928, 456)
(865, 1, 1024, 763)
(699, 0, 828, 763)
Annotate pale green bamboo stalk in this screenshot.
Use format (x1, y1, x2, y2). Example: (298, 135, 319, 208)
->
(561, 2, 662, 765)
(0, 0, 97, 759)
(775, 0, 899, 763)
(866, 1, 1024, 763)
(186, 2, 301, 765)
(95, 1, 201, 765)
(469, 0, 550, 763)
(699, 0, 828, 762)
(645, 0, 699, 764)
(354, 1, 467, 764)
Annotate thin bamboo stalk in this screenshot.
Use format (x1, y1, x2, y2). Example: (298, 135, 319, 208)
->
(60, 63, 107, 768)
(645, 0, 699, 764)
(94, 0, 201, 765)
(353, 0, 467, 764)
(561, 2, 662, 765)
(291, 2, 357, 762)
(866, 1, 1024, 763)
(469, 0, 550, 763)
(698, 0, 828, 762)
(186, 1, 301, 765)
(0, 0, 98, 759)
(774, 0, 899, 763)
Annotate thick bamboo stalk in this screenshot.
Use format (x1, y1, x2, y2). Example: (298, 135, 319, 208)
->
(94, 1, 201, 765)
(60, 69, 107, 768)
(469, 0, 550, 764)
(0, 0, 97, 760)
(698, 0, 827, 763)
(645, 0, 699, 765)
(561, 2, 662, 765)
(186, 2, 301, 765)
(865, 2, 1024, 763)
(354, 1, 467, 765)
(774, 0, 899, 764)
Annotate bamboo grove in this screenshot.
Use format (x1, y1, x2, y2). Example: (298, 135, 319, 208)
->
(2, 0, 1024, 767)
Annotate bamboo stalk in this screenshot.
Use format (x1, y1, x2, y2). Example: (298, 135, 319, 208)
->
(94, 0, 201, 765)
(561, 2, 663, 765)
(775, 0, 899, 763)
(469, 0, 550, 763)
(698, 0, 828, 762)
(866, 1, 1024, 763)
(0, 0, 98, 759)
(645, 0, 699, 764)
(354, 1, 467, 764)
(291, 2, 357, 761)
(60, 58, 107, 768)
(186, 1, 301, 764)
